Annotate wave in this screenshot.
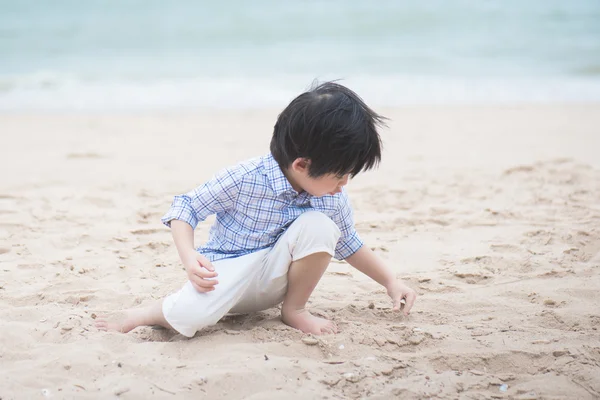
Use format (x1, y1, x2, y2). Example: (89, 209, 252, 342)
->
(1, 72, 600, 111)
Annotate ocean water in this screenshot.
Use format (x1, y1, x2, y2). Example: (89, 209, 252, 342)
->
(1, 0, 599, 110)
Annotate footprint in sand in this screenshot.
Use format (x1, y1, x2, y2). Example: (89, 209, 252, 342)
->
(452, 271, 492, 284)
(131, 228, 161, 235)
(17, 263, 44, 269)
(503, 165, 536, 175)
(66, 152, 104, 159)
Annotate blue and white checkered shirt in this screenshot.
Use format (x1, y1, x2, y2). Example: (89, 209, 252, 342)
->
(161, 153, 363, 262)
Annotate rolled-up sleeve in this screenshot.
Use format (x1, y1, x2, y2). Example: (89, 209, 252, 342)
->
(331, 190, 364, 260)
(161, 168, 240, 229)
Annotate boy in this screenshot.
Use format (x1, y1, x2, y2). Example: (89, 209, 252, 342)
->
(96, 82, 417, 337)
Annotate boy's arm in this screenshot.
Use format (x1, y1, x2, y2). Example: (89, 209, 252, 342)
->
(162, 168, 241, 292)
(345, 246, 417, 315)
(345, 246, 395, 287)
(331, 189, 417, 315)
(170, 219, 219, 292)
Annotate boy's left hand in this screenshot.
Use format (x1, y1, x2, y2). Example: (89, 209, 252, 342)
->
(386, 280, 417, 316)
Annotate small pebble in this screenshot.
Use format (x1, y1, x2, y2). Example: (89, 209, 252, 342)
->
(195, 376, 208, 385)
(499, 384, 508, 392)
(408, 335, 425, 345)
(343, 372, 362, 383)
(338, 344, 345, 350)
(302, 337, 319, 345)
(114, 387, 130, 396)
(321, 377, 341, 386)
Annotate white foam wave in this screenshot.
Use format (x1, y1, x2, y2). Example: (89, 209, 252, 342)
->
(1, 73, 600, 111)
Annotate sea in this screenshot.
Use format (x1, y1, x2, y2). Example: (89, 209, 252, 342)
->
(1, 0, 599, 111)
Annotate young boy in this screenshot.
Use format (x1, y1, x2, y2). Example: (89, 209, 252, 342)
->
(97, 82, 417, 337)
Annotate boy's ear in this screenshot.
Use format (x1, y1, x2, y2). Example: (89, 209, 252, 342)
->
(291, 158, 311, 173)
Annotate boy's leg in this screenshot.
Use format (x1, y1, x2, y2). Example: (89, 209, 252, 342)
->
(96, 250, 267, 337)
(230, 211, 341, 335)
(95, 300, 171, 333)
(281, 251, 337, 334)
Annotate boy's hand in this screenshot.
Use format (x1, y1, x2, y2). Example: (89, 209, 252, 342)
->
(386, 280, 417, 316)
(182, 250, 219, 292)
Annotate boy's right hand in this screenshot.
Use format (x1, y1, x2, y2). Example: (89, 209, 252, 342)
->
(182, 250, 219, 292)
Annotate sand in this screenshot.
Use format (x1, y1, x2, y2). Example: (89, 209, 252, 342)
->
(0, 105, 599, 399)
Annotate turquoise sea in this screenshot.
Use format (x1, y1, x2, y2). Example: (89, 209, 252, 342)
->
(1, 0, 599, 110)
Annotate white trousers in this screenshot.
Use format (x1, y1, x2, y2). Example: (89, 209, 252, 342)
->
(162, 211, 341, 337)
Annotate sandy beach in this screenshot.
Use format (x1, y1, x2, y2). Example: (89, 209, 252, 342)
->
(1, 104, 599, 399)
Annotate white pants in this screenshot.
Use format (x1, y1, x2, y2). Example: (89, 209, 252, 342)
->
(162, 211, 341, 337)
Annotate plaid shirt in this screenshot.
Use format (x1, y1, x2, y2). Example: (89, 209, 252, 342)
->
(161, 153, 363, 262)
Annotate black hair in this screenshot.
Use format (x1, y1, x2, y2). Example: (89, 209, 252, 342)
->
(270, 81, 385, 178)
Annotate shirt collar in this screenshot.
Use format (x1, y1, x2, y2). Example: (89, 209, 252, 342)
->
(263, 153, 302, 197)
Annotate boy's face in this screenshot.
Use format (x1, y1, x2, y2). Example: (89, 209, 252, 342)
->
(288, 159, 350, 197)
(301, 173, 350, 197)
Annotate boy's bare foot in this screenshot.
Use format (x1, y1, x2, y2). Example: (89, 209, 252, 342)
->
(281, 308, 337, 335)
(95, 310, 143, 333)
(95, 301, 171, 334)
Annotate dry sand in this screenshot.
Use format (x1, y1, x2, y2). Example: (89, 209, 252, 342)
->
(0, 105, 599, 399)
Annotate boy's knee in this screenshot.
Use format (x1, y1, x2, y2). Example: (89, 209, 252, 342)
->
(163, 282, 230, 337)
(291, 211, 341, 253)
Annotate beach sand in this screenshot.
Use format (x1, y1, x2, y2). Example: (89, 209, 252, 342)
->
(1, 105, 599, 399)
